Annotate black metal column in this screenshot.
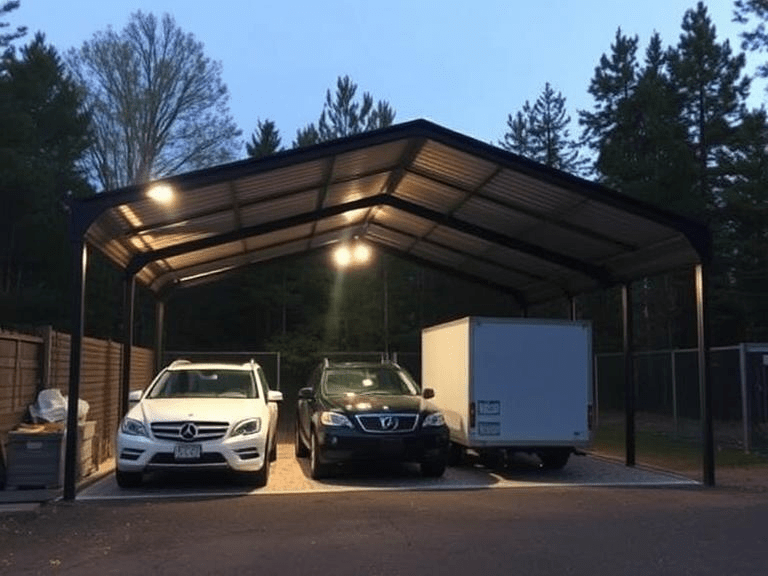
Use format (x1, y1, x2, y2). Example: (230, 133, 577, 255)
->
(120, 275, 135, 418)
(155, 300, 165, 373)
(569, 296, 577, 320)
(63, 241, 87, 501)
(622, 283, 635, 467)
(696, 264, 715, 486)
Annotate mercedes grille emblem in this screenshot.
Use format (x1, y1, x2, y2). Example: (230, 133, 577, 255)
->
(379, 416, 398, 431)
(180, 422, 198, 440)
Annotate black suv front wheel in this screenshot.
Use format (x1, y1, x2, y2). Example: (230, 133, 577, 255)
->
(420, 458, 446, 478)
(295, 420, 309, 457)
(310, 430, 331, 480)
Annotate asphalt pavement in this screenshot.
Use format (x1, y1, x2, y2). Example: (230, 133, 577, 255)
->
(1, 467, 767, 576)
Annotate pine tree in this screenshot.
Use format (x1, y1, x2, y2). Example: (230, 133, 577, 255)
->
(500, 84, 584, 174)
(498, 105, 532, 157)
(0, 0, 26, 56)
(246, 118, 283, 159)
(293, 123, 320, 148)
(579, 28, 640, 150)
(716, 109, 768, 341)
(622, 33, 695, 213)
(579, 28, 640, 183)
(734, 0, 768, 79)
(293, 75, 395, 148)
(0, 33, 91, 324)
(667, 1, 750, 216)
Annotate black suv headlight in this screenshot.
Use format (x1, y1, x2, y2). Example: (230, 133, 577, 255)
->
(422, 412, 445, 427)
(320, 411, 353, 428)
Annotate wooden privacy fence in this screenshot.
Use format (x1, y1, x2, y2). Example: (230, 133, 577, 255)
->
(0, 328, 154, 469)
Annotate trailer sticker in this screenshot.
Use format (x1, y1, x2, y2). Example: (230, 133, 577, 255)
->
(477, 401, 500, 416)
(478, 421, 501, 436)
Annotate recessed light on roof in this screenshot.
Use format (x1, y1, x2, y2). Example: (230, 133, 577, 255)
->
(147, 183, 174, 204)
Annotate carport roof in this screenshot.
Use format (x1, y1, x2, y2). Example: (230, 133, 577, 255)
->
(70, 119, 711, 307)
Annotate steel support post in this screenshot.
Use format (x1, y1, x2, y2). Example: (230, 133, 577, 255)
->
(63, 242, 87, 501)
(622, 283, 636, 467)
(695, 264, 715, 486)
(120, 275, 135, 418)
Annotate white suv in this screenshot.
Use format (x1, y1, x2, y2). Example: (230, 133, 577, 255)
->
(116, 360, 282, 488)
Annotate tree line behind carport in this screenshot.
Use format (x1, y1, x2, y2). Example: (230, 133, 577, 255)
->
(3, 2, 768, 390)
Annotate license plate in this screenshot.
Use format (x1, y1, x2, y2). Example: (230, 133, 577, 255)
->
(174, 444, 201, 460)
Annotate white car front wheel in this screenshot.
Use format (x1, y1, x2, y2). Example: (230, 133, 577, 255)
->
(116, 469, 142, 488)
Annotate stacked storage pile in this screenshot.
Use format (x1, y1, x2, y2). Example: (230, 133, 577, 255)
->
(4, 421, 97, 489)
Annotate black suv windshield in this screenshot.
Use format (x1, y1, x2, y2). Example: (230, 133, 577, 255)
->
(322, 366, 419, 397)
(148, 369, 258, 399)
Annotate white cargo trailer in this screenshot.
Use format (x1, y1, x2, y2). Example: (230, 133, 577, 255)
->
(421, 316, 593, 469)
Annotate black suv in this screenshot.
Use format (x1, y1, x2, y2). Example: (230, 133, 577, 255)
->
(295, 360, 449, 479)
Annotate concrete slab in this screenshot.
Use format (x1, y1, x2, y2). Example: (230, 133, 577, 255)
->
(76, 443, 697, 501)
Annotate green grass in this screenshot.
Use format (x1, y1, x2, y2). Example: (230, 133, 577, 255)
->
(592, 422, 768, 472)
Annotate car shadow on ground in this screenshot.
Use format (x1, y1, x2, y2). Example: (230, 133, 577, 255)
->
(290, 449, 566, 488)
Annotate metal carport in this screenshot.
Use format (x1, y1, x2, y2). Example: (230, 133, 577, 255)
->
(64, 119, 713, 499)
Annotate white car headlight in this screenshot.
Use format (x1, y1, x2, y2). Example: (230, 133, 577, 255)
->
(422, 412, 445, 427)
(320, 411, 353, 428)
(121, 417, 148, 437)
(231, 418, 262, 436)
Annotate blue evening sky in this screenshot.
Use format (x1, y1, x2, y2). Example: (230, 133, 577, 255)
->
(11, 1, 760, 154)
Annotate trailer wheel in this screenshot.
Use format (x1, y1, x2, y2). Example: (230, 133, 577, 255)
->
(447, 442, 465, 466)
(479, 449, 506, 470)
(538, 448, 571, 470)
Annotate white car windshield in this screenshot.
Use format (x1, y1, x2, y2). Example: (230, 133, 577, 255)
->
(147, 369, 258, 399)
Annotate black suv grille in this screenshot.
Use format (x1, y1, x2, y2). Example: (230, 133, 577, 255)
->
(355, 413, 418, 433)
(151, 421, 229, 441)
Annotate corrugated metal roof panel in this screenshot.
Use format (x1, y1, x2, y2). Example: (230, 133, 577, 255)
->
(483, 243, 578, 280)
(453, 196, 539, 235)
(73, 119, 708, 301)
(427, 226, 494, 255)
(412, 140, 497, 189)
(234, 160, 327, 203)
(244, 224, 314, 251)
(309, 229, 347, 249)
(127, 184, 233, 228)
(133, 211, 233, 251)
(568, 200, 675, 245)
(602, 236, 695, 277)
(518, 222, 622, 262)
(365, 223, 414, 250)
(331, 141, 407, 179)
(323, 173, 389, 207)
(239, 190, 318, 227)
(410, 241, 467, 267)
(460, 259, 538, 288)
(484, 168, 586, 215)
(396, 172, 467, 212)
(314, 211, 368, 234)
(371, 206, 434, 237)
(163, 239, 244, 272)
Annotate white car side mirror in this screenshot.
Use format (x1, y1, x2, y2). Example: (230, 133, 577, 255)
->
(129, 390, 143, 403)
(268, 390, 283, 403)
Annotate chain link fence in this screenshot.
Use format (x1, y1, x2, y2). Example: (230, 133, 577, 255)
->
(596, 344, 768, 454)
